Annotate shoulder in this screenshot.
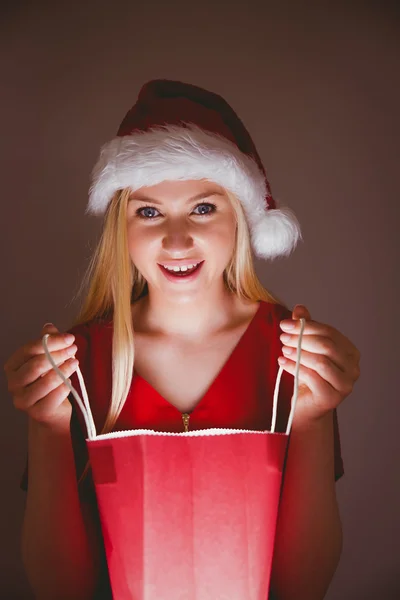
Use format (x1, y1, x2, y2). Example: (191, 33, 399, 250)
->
(272, 302, 292, 321)
(66, 318, 113, 365)
(258, 300, 292, 325)
(66, 317, 113, 338)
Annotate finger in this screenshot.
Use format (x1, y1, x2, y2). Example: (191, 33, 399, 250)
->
(27, 378, 74, 423)
(13, 357, 79, 411)
(280, 333, 349, 374)
(279, 349, 354, 397)
(278, 354, 336, 400)
(280, 320, 356, 366)
(280, 319, 336, 339)
(38, 324, 76, 378)
(4, 323, 75, 373)
(6, 343, 78, 393)
(39, 347, 78, 378)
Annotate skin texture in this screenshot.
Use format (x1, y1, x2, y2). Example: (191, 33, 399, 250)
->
(126, 178, 245, 339)
(4, 324, 98, 599)
(278, 304, 361, 428)
(270, 304, 361, 599)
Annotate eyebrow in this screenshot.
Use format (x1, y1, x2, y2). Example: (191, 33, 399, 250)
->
(129, 191, 225, 205)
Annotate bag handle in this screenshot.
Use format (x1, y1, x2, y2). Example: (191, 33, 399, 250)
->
(270, 317, 306, 435)
(42, 335, 97, 440)
(42, 316, 306, 440)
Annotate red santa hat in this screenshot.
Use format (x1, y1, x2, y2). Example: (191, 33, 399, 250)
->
(87, 79, 302, 260)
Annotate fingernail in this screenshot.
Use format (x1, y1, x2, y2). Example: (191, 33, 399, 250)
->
(282, 346, 293, 355)
(280, 321, 295, 330)
(43, 322, 53, 328)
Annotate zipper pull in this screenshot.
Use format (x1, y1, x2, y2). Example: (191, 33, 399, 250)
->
(182, 413, 190, 432)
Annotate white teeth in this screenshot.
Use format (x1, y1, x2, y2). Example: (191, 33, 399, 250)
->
(162, 262, 200, 272)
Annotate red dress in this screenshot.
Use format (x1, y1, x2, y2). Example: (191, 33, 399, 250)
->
(21, 300, 344, 598)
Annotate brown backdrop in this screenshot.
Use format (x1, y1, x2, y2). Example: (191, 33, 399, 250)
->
(1, 1, 399, 598)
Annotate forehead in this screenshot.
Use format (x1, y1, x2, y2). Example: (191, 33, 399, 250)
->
(130, 179, 227, 203)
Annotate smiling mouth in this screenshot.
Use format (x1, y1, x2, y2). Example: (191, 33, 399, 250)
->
(158, 260, 205, 279)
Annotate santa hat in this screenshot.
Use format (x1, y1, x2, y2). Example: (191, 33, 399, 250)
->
(87, 79, 302, 260)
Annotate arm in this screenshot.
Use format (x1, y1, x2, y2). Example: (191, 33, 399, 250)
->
(270, 411, 343, 600)
(21, 417, 101, 600)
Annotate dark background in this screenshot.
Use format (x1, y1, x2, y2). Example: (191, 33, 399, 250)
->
(1, 1, 399, 598)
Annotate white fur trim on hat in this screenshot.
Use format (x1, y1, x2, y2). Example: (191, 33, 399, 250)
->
(87, 123, 302, 260)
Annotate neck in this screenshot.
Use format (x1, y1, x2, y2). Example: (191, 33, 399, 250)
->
(133, 286, 242, 340)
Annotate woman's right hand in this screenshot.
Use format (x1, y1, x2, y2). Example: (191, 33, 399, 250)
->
(4, 323, 80, 429)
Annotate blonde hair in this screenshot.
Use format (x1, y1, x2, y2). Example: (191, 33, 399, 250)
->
(71, 187, 289, 482)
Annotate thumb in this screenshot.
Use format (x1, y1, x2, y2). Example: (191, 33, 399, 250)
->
(292, 304, 312, 321)
(41, 322, 60, 334)
(40, 323, 74, 384)
(39, 323, 62, 379)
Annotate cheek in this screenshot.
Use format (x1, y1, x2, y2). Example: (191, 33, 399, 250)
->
(208, 218, 236, 249)
(209, 226, 235, 250)
(126, 224, 157, 262)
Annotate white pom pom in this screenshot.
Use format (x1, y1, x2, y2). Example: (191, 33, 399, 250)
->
(251, 206, 303, 260)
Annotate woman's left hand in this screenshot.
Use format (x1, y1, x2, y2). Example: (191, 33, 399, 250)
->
(279, 304, 361, 426)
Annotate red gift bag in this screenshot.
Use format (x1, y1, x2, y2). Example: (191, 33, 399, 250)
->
(42, 318, 306, 600)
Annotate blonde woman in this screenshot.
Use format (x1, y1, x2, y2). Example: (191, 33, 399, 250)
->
(6, 80, 360, 599)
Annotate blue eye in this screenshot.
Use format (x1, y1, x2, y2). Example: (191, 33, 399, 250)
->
(193, 203, 217, 216)
(136, 205, 159, 219)
(136, 203, 217, 220)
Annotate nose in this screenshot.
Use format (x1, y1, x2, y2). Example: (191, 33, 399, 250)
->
(161, 220, 195, 254)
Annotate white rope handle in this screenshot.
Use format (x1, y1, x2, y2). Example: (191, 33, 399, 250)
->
(43, 317, 306, 440)
(270, 317, 306, 435)
(42, 334, 97, 440)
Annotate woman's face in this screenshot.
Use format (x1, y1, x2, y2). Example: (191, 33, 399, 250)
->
(126, 179, 237, 302)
